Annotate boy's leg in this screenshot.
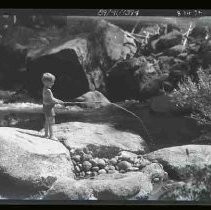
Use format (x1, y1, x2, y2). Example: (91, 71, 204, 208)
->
(44, 117, 49, 137)
(49, 117, 58, 140)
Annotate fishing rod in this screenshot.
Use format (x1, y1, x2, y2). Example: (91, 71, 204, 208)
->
(63, 101, 102, 104)
(64, 100, 154, 146)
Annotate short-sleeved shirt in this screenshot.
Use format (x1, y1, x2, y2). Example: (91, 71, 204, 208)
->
(42, 88, 56, 117)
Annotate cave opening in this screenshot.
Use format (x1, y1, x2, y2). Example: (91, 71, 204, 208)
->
(26, 49, 90, 101)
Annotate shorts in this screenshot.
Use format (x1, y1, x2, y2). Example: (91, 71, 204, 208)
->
(43, 104, 56, 117)
(45, 116, 55, 124)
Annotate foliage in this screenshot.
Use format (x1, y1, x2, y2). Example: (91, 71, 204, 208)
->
(169, 67, 211, 123)
(161, 165, 211, 201)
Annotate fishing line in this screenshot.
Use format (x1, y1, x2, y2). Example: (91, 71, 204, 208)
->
(64, 101, 154, 146)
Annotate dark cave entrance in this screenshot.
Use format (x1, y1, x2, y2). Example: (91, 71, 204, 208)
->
(26, 49, 90, 101)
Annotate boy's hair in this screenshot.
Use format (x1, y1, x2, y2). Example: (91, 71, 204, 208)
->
(42, 73, 56, 83)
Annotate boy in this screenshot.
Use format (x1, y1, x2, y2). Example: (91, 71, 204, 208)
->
(42, 72, 64, 140)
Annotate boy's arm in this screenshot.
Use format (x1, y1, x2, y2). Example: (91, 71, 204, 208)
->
(46, 89, 64, 104)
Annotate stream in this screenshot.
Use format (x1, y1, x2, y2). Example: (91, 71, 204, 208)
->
(0, 100, 202, 151)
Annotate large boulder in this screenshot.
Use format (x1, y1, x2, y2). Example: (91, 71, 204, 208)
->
(0, 127, 74, 198)
(72, 91, 110, 109)
(44, 163, 167, 200)
(151, 31, 183, 52)
(25, 20, 137, 100)
(0, 20, 137, 101)
(164, 45, 184, 57)
(107, 56, 159, 101)
(44, 122, 148, 154)
(145, 145, 211, 180)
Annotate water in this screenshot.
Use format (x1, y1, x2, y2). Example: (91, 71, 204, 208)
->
(0, 100, 202, 151)
(64, 101, 154, 147)
(110, 102, 154, 147)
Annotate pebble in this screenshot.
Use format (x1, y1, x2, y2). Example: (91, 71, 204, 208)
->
(72, 155, 81, 162)
(97, 159, 106, 169)
(82, 154, 93, 161)
(117, 161, 132, 171)
(89, 158, 98, 167)
(80, 171, 85, 177)
(107, 165, 115, 171)
(82, 161, 92, 171)
(72, 160, 77, 165)
(139, 159, 151, 169)
(92, 171, 98, 177)
(98, 169, 107, 174)
(92, 166, 100, 172)
(86, 171, 92, 176)
(83, 148, 90, 154)
(109, 158, 118, 165)
(118, 151, 137, 159)
(74, 166, 81, 173)
(75, 148, 84, 155)
(107, 169, 117, 174)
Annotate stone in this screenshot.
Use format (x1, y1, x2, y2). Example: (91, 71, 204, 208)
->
(108, 166, 115, 171)
(91, 171, 98, 177)
(44, 178, 94, 200)
(118, 151, 138, 162)
(92, 166, 100, 172)
(165, 45, 184, 57)
(82, 154, 93, 161)
(139, 159, 152, 169)
(145, 145, 211, 180)
(74, 91, 110, 109)
(0, 127, 74, 199)
(44, 165, 167, 200)
(98, 169, 107, 175)
(117, 161, 132, 171)
(97, 159, 106, 169)
(107, 169, 117, 174)
(89, 159, 98, 167)
(24, 20, 137, 100)
(80, 172, 85, 177)
(72, 155, 81, 162)
(109, 158, 118, 165)
(152, 31, 183, 52)
(74, 166, 81, 173)
(82, 161, 92, 171)
(86, 171, 92, 176)
(49, 122, 148, 154)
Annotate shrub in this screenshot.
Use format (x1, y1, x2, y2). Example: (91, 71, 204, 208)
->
(169, 67, 211, 124)
(160, 165, 211, 201)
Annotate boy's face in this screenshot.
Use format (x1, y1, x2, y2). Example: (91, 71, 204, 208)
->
(43, 80, 54, 88)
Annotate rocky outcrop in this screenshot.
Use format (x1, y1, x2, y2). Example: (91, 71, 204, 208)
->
(72, 91, 110, 109)
(145, 145, 211, 180)
(0, 127, 74, 198)
(0, 20, 137, 101)
(107, 56, 161, 100)
(151, 30, 183, 52)
(44, 162, 167, 200)
(25, 20, 137, 100)
(42, 121, 148, 154)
